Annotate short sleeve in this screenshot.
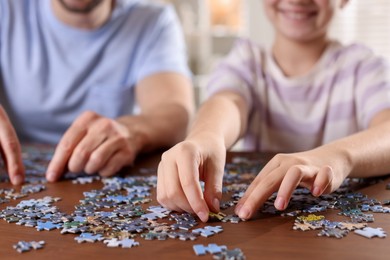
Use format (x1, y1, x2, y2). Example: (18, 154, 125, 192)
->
(355, 52, 390, 129)
(206, 39, 257, 109)
(135, 5, 191, 81)
(0, 1, 4, 49)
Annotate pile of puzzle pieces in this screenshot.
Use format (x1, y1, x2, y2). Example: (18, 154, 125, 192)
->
(0, 146, 249, 257)
(0, 147, 389, 258)
(0, 177, 238, 246)
(258, 181, 389, 239)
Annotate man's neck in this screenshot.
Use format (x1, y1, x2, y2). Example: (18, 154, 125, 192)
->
(272, 34, 330, 78)
(51, 0, 114, 30)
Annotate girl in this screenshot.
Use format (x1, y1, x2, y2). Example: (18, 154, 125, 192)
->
(157, 0, 390, 222)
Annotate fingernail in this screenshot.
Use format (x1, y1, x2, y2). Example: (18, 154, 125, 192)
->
(312, 186, 321, 197)
(238, 205, 250, 219)
(12, 175, 23, 185)
(275, 197, 285, 210)
(197, 211, 208, 222)
(235, 204, 242, 215)
(212, 198, 220, 211)
(46, 171, 56, 182)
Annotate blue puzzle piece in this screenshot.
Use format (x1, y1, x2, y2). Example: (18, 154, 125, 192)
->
(74, 233, 104, 243)
(36, 221, 61, 231)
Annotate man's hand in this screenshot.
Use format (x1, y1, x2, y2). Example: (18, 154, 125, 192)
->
(0, 106, 24, 185)
(46, 111, 138, 181)
(235, 149, 350, 220)
(157, 134, 226, 222)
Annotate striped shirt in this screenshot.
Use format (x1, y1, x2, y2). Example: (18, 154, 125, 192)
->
(207, 39, 390, 152)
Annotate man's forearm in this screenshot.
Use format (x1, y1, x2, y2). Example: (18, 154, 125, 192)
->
(117, 103, 191, 154)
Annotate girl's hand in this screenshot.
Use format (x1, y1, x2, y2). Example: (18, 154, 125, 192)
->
(235, 148, 351, 220)
(157, 134, 226, 222)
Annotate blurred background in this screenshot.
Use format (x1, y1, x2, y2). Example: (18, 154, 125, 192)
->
(163, 0, 390, 105)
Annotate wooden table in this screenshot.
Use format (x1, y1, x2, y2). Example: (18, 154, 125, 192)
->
(0, 150, 389, 260)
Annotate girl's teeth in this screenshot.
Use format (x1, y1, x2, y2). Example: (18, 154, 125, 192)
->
(285, 12, 310, 20)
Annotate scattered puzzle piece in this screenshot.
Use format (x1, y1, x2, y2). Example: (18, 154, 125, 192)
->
(72, 176, 100, 184)
(118, 238, 140, 248)
(141, 232, 169, 240)
(103, 238, 122, 247)
(103, 238, 140, 248)
(296, 214, 325, 223)
(13, 240, 45, 253)
(193, 243, 227, 256)
(213, 248, 246, 260)
(338, 222, 367, 231)
(74, 233, 104, 243)
(168, 231, 198, 241)
(192, 226, 223, 237)
(36, 221, 62, 231)
(318, 228, 349, 239)
(221, 214, 244, 224)
(354, 227, 387, 238)
(208, 212, 226, 221)
(293, 222, 312, 231)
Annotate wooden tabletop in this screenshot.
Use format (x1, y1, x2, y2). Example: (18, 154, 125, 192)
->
(0, 150, 389, 260)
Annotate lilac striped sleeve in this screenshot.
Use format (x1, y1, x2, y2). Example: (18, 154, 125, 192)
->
(355, 54, 390, 129)
(206, 39, 258, 109)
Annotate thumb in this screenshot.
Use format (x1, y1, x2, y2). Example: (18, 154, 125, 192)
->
(0, 106, 25, 185)
(203, 159, 224, 213)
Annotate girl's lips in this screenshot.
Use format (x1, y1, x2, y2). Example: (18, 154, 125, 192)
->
(279, 9, 318, 21)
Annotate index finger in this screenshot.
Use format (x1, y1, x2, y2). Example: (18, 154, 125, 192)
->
(236, 168, 285, 220)
(177, 151, 210, 222)
(235, 157, 280, 209)
(0, 107, 24, 185)
(46, 121, 88, 182)
(274, 165, 311, 210)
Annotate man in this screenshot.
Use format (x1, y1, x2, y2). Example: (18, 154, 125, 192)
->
(0, 0, 194, 185)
